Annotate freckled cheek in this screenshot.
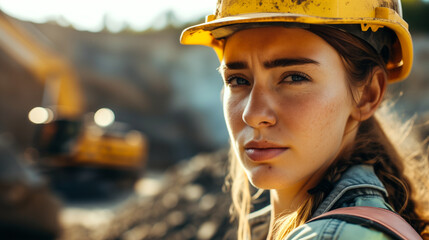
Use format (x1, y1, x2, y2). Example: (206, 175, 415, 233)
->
(311, 101, 345, 143)
(223, 95, 246, 139)
(279, 93, 349, 146)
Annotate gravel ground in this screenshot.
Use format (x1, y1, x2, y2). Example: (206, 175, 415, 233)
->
(59, 149, 237, 240)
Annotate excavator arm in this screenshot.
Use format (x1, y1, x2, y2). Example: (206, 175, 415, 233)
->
(0, 10, 83, 119)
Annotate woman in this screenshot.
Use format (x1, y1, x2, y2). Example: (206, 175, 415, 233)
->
(181, 0, 429, 239)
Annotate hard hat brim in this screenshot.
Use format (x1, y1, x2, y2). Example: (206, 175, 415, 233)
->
(180, 12, 412, 82)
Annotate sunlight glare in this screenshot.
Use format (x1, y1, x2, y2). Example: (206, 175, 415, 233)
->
(28, 107, 54, 124)
(94, 108, 115, 127)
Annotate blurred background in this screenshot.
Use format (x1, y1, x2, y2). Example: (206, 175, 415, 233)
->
(0, 0, 428, 239)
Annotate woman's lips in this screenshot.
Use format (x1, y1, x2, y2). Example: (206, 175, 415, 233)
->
(245, 148, 288, 161)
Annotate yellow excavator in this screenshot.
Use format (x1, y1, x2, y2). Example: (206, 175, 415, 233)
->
(0, 11, 147, 174)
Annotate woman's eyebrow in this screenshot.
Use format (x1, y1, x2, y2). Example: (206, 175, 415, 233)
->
(263, 58, 319, 68)
(218, 61, 248, 72)
(218, 58, 318, 72)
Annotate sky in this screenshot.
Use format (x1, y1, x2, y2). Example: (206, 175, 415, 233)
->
(0, 0, 215, 32)
(1, 0, 428, 32)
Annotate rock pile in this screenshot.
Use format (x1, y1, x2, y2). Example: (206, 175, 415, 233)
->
(122, 149, 235, 240)
(60, 149, 237, 240)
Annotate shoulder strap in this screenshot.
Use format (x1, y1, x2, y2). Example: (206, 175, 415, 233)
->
(308, 206, 422, 240)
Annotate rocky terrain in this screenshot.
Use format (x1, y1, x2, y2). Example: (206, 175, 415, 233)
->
(59, 150, 239, 240)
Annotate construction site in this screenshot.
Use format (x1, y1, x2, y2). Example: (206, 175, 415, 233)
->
(0, 1, 428, 239)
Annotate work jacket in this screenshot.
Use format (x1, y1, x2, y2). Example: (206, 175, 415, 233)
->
(249, 164, 395, 239)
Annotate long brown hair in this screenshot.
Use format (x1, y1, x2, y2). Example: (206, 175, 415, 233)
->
(225, 25, 429, 240)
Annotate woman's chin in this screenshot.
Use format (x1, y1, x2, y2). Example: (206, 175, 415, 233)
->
(246, 165, 291, 190)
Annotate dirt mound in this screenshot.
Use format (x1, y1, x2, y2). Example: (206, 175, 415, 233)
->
(60, 149, 237, 240)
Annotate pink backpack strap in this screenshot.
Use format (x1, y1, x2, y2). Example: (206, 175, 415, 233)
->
(308, 206, 422, 240)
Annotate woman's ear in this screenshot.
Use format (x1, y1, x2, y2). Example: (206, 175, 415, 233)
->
(351, 67, 387, 121)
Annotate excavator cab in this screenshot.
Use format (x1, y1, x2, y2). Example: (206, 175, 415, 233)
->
(34, 119, 82, 157)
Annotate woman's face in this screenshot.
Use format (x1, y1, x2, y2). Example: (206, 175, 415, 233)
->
(221, 27, 358, 191)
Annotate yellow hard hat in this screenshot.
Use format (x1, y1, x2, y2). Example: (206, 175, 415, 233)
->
(180, 0, 413, 82)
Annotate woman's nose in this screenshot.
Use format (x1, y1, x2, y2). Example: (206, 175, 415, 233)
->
(242, 89, 277, 128)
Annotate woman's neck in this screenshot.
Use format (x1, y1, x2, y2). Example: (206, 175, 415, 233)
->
(270, 188, 308, 216)
(266, 163, 330, 239)
(267, 183, 312, 240)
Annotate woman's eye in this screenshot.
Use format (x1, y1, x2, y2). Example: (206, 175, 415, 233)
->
(226, 76, 250, 87)
(282, 73, 310, 84)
